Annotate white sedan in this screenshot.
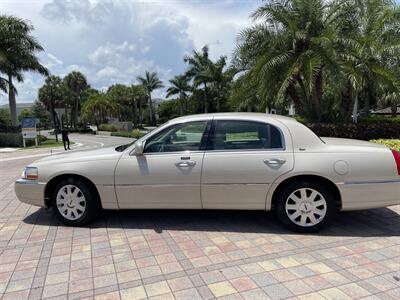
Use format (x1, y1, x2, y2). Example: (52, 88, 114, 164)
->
(15, 113, 400, 232)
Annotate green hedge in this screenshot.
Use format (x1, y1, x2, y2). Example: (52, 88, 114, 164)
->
(0, 133, 47, 147)
(68, 128, 94, 134)
(0, 133, 21, 147)
(111, 129, 144, 139)
(98, 124, 118, 132)
(308, 122, 400, 140)
(358, 116, 400, 123)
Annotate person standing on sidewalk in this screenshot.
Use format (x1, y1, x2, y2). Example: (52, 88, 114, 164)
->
(61, 127, 71, 150)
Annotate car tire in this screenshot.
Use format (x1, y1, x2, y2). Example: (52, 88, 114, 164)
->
(52, 177, 100, 226)
(275, 180, 336, 232)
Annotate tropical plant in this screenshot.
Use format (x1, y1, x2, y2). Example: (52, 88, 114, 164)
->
(0, 76, 7, 94)
(184, 46, 212, 113)
(0, 15, 48, 126)
(236, 0, 343, 121)
(18, 108, 32, 122)
(63, 71, 88, 128)
(337, 0, 400, 121)
(32, 100, 51, 129)
(81, 93, 116, 126)
(200, 56, 236, 112)
(137, 71, 163, 126)
(129, 85, 147, 128)
(38, 75, 65, 141)
(107, 84, 132, 121)
(0, 108, 11, 128)
(166, 74, 191, 115)
(232, 0, 400, 122)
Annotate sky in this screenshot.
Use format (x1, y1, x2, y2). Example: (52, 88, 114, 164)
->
(0, 0, 261, 105)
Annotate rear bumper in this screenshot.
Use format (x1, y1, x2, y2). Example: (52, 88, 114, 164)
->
(14, 179, 46, 207)
(338, 180, 400, 210)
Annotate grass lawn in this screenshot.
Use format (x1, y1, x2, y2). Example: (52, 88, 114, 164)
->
(23, 139, 75, 150)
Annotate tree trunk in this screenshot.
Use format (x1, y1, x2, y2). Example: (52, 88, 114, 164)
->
(179, 92, 184, 116)
(64, 106, 68, 127)
(74, 96, 80, 129)
(352, 93, 358, 123)
(138, 99, 143, 127)
(203, 82, 208, 113)
(50, 98, 59, 142)
(8, 74, 17, 127)
(133, 98, 138, 128)
(314, 68, 323, 118)
(391, 104, 398, 118)
(148, 93, 153, 126)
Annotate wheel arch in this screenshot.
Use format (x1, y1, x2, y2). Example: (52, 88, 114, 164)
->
(44, 173, 102, 208)
(270, 174, 342, 210)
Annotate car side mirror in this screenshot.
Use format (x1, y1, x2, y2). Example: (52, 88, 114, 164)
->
(134, 140, 145, 156)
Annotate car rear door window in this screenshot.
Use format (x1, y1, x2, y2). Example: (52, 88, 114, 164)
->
(209, 120, 283, 150)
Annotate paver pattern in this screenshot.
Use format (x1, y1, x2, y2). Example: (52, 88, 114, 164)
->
(0, 153, 399, 300)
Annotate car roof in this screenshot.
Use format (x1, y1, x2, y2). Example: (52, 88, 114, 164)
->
(169, 112, 296, 124)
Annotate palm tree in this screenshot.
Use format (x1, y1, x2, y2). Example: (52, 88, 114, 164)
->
(81, 93, 116, 126)
(63, 71, 88, 128)
(0, 15, 48, 126)
(198, 56, 234, 112)
(337, 0, 400, 120)
(130, 85, 146, 128)
(106, 84, 131, 121)
(184, 46, 212, 113)
(38, 76, 65, 142)
(137, 71, 163, 126)
(0, 76, 7, 94)
(166, 75, 191, 115)
(235, 0, 349, 121)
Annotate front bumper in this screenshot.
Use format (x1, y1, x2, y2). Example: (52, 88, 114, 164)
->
(15, 179, 46, 207)
(338, 180, 400, 210)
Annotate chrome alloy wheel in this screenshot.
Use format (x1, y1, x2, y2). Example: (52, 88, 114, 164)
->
(56, 184, 86, 221)
(285, 188, 327, 227)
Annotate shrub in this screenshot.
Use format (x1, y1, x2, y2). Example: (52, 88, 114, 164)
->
(68, 128, 94, 134)
(0, 133, 22, 147)
(371, 139, 400, 151)
(111, 129, 144, 139)
(0, 133, 48, 147)
(358, 116, 400, 124)
(307, 122, 400, 140)
(98, 124, 118, 132)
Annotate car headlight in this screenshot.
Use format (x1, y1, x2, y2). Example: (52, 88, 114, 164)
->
(22, 167, 38, 180)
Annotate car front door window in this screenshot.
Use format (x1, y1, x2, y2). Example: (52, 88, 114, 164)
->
(144, 121, 208, 153)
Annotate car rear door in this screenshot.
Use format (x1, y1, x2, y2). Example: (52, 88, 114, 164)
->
(201, 118, 294, 210)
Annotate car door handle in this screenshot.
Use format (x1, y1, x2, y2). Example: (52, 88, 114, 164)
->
(264, 158, 286, 166)
(175, 161, 196, 167)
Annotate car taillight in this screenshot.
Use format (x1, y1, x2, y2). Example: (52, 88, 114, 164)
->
(391, 149, 400, 175)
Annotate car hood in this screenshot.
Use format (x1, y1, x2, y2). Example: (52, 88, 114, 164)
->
(34, 146, 123, 165)
(321, 137, 386, 148)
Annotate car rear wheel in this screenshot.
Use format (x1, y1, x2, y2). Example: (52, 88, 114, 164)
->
(52, 178, 100, 226)
(276, 180, 336, 232)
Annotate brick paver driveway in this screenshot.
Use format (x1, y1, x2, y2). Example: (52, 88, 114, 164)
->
(0, 152, 399, 300)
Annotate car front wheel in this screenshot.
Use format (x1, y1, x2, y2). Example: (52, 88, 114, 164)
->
(276, 181, 336, 232)
(52, 178, 100, 226)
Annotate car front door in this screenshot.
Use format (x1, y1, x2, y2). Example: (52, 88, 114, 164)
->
(115, 120, 210, 209)
(201, 119, 294, 210)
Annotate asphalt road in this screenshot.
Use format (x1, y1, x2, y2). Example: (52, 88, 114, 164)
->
(0, 134, 133, 166)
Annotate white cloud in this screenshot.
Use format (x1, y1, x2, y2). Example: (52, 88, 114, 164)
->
(0, 0, 260, 104)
